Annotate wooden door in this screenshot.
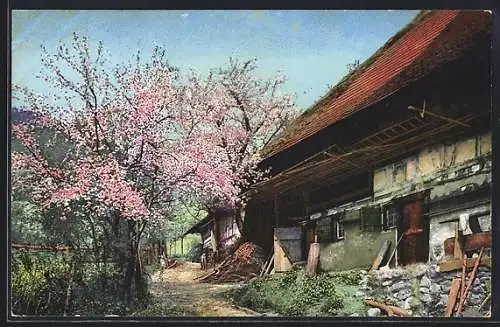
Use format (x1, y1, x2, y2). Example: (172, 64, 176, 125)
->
(400, 198, 427, 265)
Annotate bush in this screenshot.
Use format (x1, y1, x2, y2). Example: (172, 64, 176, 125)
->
(11, 251, 70, 316)
(12, 250, 151, 316)
(227, 270, 347, 317)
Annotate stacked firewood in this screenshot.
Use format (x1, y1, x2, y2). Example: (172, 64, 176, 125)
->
(196, 242, 266, 283)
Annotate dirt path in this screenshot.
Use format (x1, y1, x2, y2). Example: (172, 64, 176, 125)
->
(150, 261, 258, 316)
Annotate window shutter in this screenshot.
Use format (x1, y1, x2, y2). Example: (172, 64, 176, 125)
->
(316, 216, 333, 242)
(361, 206, 382, 232)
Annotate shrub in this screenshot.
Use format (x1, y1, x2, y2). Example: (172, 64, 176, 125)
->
(11, 251, 70, 316)
(227, 270, 348, 316)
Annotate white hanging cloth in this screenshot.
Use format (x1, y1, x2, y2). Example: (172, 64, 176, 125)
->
(459, 213, 471, 234)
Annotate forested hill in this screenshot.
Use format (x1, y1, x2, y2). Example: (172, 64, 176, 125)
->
(11, 108, 38, 124)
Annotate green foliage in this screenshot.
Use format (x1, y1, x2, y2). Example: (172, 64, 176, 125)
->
(131, 302, 196, 317)
(11, 250, 70, 315)
(11, 201, 46, 244)
(71, 264, 131, 316)
(225, 270, 351, 317)
(326, 270, 363, 285)
(11, 250, 152, 316)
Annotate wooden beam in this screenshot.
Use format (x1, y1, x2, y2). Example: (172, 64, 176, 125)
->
(305, 240, 320, 277)
(444, 232, 491, 256)
(453, 222, 463, 259)
(456, 248, 485, 315)
(370, 240, 392, 271)
(444, 278, 462, 317)
(438, 256, 491, 272)
(408, 106, 471, 127)
(252, 113, 481, 197)
(274, 195, 280, 228)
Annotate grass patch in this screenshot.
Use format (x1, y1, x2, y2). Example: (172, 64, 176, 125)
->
(224, 270, 368, 317)
(131, 302, 196, 317)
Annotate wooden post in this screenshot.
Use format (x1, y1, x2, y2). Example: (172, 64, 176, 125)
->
(274, 195, 280, 228)
(445, 278, 462, 317)
(454, 222, 463, 259)
(395, 228, 399, 267)
(181, 237, 184, 256)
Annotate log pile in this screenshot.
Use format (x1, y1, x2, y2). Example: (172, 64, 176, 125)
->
(197, 242, 266, 283)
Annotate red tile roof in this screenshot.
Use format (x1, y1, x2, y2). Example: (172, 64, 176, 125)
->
(262, 10, 491, 158)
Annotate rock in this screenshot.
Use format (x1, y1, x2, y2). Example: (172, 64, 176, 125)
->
(419, 287, 430, 294)
(441, 279, 452, 288)
(420, 275, 432, 288)
(406, 263, 428, 278)
(403, 296, 414, 310)
(467, 294, 482, 306)
(479, 276, 490, 283)
(441, 285, 451, 294)
(390, 281, 407, 293)
(382, 280, 393, 287)
(395, 288, 412, 300)
(429, 283, 441, 294)
(462, 307, 483, 318)
(350, 313, 360, 317)
(471, 285, 485, 295)
(443, 274, 454, 281)
(428, 267, 439, 279)
(440, 294, 448, 306)
(367, 308, 381, 317)
(421, 293, 433, 303)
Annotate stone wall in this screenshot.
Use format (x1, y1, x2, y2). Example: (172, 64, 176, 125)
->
(368, 263, 491, 317)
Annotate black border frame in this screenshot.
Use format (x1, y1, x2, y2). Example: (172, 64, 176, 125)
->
(3, 1, 500, 326)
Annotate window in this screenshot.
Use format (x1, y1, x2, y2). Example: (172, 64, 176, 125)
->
(335, 218, 345, 240)
(383, 205, 400, 230)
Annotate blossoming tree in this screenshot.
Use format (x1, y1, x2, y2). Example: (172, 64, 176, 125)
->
(11, 33, 296, 307)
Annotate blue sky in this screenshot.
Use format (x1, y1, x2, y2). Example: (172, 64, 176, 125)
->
(12, 10, 419, 111)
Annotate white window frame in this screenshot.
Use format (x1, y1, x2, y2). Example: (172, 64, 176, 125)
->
(335, 218, 345, 240)
(383, 205, 400, 230)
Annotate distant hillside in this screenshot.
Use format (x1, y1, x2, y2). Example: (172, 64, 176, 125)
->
(11, 108, 38, 124)
(11, 108, 73, 164)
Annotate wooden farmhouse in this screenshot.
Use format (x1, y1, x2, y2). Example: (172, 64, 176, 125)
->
(242, 10, 492, 272)
(184, 207, 242, 259)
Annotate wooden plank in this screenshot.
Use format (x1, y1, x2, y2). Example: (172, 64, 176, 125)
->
(459, 256, 467, 304)
(453, 222, 463, 259)
(438, 256, 491, 272)
(370, 240, 392, 271)
(456, 248, 485, 315)
(382, 233, 404, 269)
(260, 254, 272, 277)
(444, 232, 491, 256)
(265, 257, 274, 275)
(274, 236, 292, 272)
(444, 278, 462, 317)
(365, 299, 409, 317)
(305, 241, 320, 277)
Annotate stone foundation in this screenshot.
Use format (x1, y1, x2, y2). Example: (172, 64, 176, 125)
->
(367, 263, 491, 317)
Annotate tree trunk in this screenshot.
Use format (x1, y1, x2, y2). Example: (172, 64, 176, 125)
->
(134, 243, 147, 303)
(63, 260, 76, 316)
(123, 241, 136, 307)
